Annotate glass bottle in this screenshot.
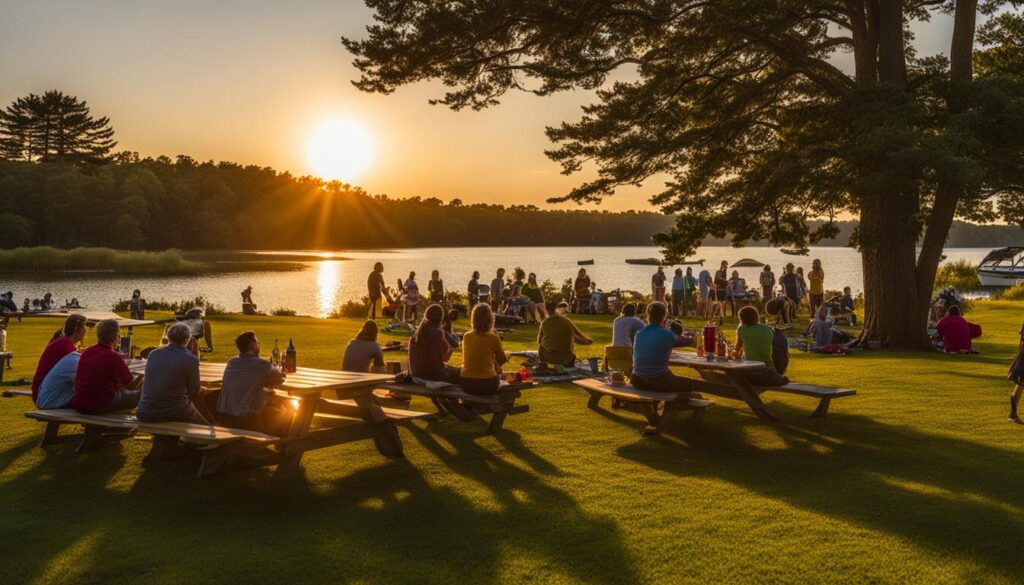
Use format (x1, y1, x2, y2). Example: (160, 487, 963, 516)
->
(271, 339, 281, 367)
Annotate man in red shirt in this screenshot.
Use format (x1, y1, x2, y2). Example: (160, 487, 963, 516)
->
(935, 306, 978, 354)
(31, 314, 87, 403)
(71, 319, 142, 414)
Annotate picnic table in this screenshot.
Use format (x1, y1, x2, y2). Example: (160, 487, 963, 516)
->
(669, 351, 855, 421)
(130, 361, 419, 477)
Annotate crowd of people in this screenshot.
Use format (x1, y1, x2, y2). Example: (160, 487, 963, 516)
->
(0, 291, 81, 314)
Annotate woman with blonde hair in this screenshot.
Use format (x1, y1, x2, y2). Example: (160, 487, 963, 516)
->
(459, 303, 509, 395)
(342, 320, 385, 373)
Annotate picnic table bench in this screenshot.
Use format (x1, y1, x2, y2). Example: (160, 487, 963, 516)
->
(24, 408, 280, 477)
(574, 378, 715, 435)
(669, 352, 856, 421)
(377, 382, 531, 434)
(2, 387, 31, 398)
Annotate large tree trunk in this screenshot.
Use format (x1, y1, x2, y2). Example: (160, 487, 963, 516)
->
(859, 191, 933, 349)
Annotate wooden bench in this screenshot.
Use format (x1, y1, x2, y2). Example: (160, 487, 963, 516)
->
(1, 388, 31, 398)
(574, 378, 715, 435)
(757, 382, 856, 418)
(24, 409, 279, 478)
(377, 382, 530, 434)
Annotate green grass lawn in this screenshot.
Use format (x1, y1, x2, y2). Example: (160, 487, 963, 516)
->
(2, 304, 1023, 584)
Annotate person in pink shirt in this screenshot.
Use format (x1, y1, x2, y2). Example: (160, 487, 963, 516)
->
(935, 306, 978, 354)
(31, 314, 87, 403)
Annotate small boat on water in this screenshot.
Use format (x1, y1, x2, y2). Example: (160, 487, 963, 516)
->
(577, 259, 594, 265)
(731, 258, 764, 268)
(977, 247, 1024, 287)
(780, 248, 810, 256)
(625, 258, 705, 266)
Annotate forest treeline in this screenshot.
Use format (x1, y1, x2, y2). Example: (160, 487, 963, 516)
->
(0, 156, 1020, 250)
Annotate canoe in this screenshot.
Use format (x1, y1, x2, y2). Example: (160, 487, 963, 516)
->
(780, 248, 810, 256)
(577, 259, 594, 265)
(679, 259, 705, 265)
(625, 258, 663, 266)
(732, 258, 764, 267)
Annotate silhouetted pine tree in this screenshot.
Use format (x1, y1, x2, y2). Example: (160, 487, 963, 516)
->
(0, 90, 116, 163)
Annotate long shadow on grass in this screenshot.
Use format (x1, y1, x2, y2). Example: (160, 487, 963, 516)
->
(615, 404, 1024, 579)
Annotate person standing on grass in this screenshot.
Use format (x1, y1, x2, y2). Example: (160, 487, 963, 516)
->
(652, 266, 667, 304)
(459, 304, 509, 396)
(629, 302, 699, 395)
(670, 268, 684, 317)
(137, 323, 207, 425)
(367, 262, 392, 320)
(129, 289, 146, 320)
(759, 265, 775, 303)
(490, 268, 507, 311)
(1008, 322, 1024, 422)
(468, 271, 481, 307)
(428, 270, 445, 303)
(779, 264, 800, 321)
(697, 266, 712, 317)
(682, 267, 698, 317)
(808, 259, 825, 315)
(71, 319, 142, 414)
(218, 331, 291, 435)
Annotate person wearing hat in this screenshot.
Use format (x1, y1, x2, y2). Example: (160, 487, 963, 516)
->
(129, 289, 146, 320)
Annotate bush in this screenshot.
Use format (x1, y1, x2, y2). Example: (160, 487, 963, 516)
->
(271, 308, 297, 317)
(111, 294, 225, 315)
(934, 259, 982, 292)
(330, 297, 370, 319)
(997, 283, 1024, 301)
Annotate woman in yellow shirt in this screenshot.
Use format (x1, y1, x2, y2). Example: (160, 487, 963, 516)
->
(808, 259, 825, 314)
(459, 303, 509, 395)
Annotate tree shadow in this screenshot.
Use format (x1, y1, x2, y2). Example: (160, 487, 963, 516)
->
(616, 406, 1024, 580)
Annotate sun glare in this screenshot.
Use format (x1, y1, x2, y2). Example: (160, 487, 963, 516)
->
(306, 119, 374, 182)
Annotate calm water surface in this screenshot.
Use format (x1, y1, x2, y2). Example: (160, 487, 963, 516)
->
(2, 246, 991, 318)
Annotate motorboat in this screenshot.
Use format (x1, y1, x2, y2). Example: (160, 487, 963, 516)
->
(977, 247, 1024, 287)
(732, 258, 764, 267)
(625, 258, 663, 266)
(780, 248, 810, 256)
(577, 259, 594, 265)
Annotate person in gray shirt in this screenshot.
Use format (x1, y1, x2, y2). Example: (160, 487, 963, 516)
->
(137, 322, 206, 424)
(217, 331, 289, 435)
(343, 320, 386, 372)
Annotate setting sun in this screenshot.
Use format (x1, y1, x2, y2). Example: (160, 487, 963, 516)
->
(306, 119, 374, 182)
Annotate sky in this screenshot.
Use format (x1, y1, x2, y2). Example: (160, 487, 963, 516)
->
(0, 1, 958, 211)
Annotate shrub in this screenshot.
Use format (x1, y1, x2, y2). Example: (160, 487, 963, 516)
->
(271, 308, 297, 317)
(997, 283, 1024, 301)
(111, 295, 225, 315)
(934, 259, 982, 292)
(330, 297, 371, 319)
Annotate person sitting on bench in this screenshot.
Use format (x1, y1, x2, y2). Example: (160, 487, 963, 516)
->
(459, 304, 509, 395)
(31, 313, 87, 404)
(538, 302, 593, 367)
(34, 315, 89, 409)
(343, 320, 386, 373)
(70, 319, 142, 414)
(409, 304, 460, 383)
(611, 303, 645, 347)
(217, 331, 291, 435)
(137, 322, 208, 424)
(735, 306, 789, 386)
(629, 302, 699, 395)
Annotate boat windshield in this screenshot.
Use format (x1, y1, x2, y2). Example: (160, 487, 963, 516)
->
(979, 247, 1024, 268)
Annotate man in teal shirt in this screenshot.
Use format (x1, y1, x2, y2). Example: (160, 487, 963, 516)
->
(631, 303, 698, 394)
(735, 306, 789, 387)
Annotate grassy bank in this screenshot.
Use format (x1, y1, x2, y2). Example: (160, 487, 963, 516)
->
(0, 247, 303, 274)
(1, 303, 1023, 584)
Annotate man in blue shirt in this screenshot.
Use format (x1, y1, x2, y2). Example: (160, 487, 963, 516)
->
(36, 351, 80, 409)
(631, 303, 698, 394)
(671, 269, 684, 317)
(217, 331, 290, 435)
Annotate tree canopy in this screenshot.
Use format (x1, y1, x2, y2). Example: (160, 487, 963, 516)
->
(344, 0, 1024, 348)
(0, 90, 116, 163)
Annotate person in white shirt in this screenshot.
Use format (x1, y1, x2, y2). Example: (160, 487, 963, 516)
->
(611, 303, 646, 347)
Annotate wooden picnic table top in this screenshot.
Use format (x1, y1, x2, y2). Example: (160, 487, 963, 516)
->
(5, 310, 157, 327)
(129, 360, 394, 397)
(669, 351, 770, 371)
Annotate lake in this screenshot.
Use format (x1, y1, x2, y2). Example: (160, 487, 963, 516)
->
(2, 246, 991, 318)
